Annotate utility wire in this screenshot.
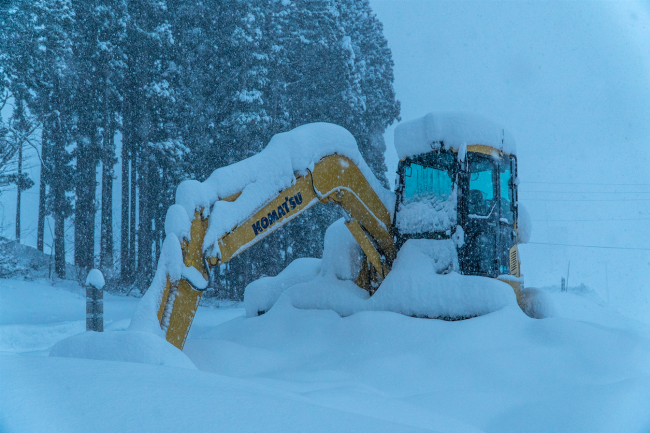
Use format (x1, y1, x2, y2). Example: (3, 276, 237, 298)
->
(527, 242, 650, 251)
(532, 217, 650, 222)
(520, 198, 650, 202)
(520, 181, 650, 186)
(520, 190, 650, 194)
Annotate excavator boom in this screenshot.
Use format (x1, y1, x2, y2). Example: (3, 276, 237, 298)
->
(158, 154, 396, 349)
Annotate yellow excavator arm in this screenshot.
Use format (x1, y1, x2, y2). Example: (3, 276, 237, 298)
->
(157, 154, 396, 349)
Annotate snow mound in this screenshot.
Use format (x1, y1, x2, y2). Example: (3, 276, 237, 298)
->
(245, 234, 516, 320)
(246, 219, 366, 317)
(519, 284, 650, 333)
(85, 269, 105, 289)
(394, 112, 517, 159)
(319, 219, 364, 281)
(518, 287, 555, 319)
(369, 240, 514, 318)
(49, 330, 197, 370)
(0, 237, 76, 280)
(244, 258, 322, 317)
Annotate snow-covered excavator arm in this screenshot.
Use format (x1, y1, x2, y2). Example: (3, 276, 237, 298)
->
(158, 154, 396, 349)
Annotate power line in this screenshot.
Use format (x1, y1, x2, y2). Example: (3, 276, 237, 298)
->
(520, 198, 650, 202)
(527, 242, 650, 251)
(532, 217, 650, 222)
(520, 190, 650, 194)
(520, 181, 650, 186)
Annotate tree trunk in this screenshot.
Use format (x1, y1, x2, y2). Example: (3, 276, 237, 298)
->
(137, 152, 153, 285)
(129, 139, 137, 277)
(120, 108, 131, 280)
(37, 123, 48, 252)
(154, 166, 164, 265)
(100, 104, 115, 273)
(74, 127, 97, 273)
(15, 134, 22, 242)
(52, 102, 66, 278)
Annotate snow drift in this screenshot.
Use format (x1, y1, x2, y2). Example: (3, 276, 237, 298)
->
(245, 219, 516, 319)
(50, 330, 197, 370)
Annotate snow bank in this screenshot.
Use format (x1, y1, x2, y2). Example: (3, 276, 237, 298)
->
(370, 240, 514, 319)
(129, 236, 184, 335)
(49, 330, 197, 369)
(0, 238, 77, 280)
(518, 287, 555, 319)
(245, 235, 516, 319)
(394, 112, 517, 160)
(245, 219, 365, 317)
(518, 284, 650, 333)
(318, 219, 364, 281)
(6, 277, 650, 432)
(244, 258, 322, 317)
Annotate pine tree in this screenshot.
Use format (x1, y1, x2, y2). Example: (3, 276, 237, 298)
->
(17, 0, 77, 277)
(70, 0, 127, 276)
(335, 0, 400, 187)
(71, 0, 101, 272)
(1, 0, 39, 240)
(0, 80, 18, 192)
(120, 0, 187, 287)
(8, 97, 37, 242)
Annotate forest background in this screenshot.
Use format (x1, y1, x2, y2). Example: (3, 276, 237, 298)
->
(0, 0, 400, 299)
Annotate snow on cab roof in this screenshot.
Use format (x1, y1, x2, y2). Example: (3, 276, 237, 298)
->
(394, 112, 517, 160)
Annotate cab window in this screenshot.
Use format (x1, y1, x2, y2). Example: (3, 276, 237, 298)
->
(499, 161, 514, 223)
(403, 163, 452, 204)
(468, 158, 495, 216)
(402, 153, 455, 205)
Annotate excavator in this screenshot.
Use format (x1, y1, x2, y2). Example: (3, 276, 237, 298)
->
(152, 113, 523, 350)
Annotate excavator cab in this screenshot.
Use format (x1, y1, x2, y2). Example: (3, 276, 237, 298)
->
(394, 146, 519, 279)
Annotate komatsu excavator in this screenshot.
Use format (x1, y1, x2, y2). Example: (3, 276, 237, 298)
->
(154, 114, 523, 350)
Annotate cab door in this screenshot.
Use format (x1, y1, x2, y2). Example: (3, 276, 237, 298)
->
(496, 156, 517, 275)
(459, 153, 499, 277)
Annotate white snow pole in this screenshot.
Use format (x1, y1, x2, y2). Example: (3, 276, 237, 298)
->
(85, 269, 106, 332)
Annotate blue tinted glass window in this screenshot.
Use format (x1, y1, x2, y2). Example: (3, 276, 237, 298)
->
(499, 167, 514, 223)
(468, 159, 495, 216)
(403, 163, 452, 204)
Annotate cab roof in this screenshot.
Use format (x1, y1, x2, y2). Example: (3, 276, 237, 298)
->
(394, 112, 517, 160)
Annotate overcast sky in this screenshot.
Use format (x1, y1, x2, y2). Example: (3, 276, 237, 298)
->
(370, 0, 650, 319)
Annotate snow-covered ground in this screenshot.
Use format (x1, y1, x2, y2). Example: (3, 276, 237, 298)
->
(2, 277, 650, 432)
